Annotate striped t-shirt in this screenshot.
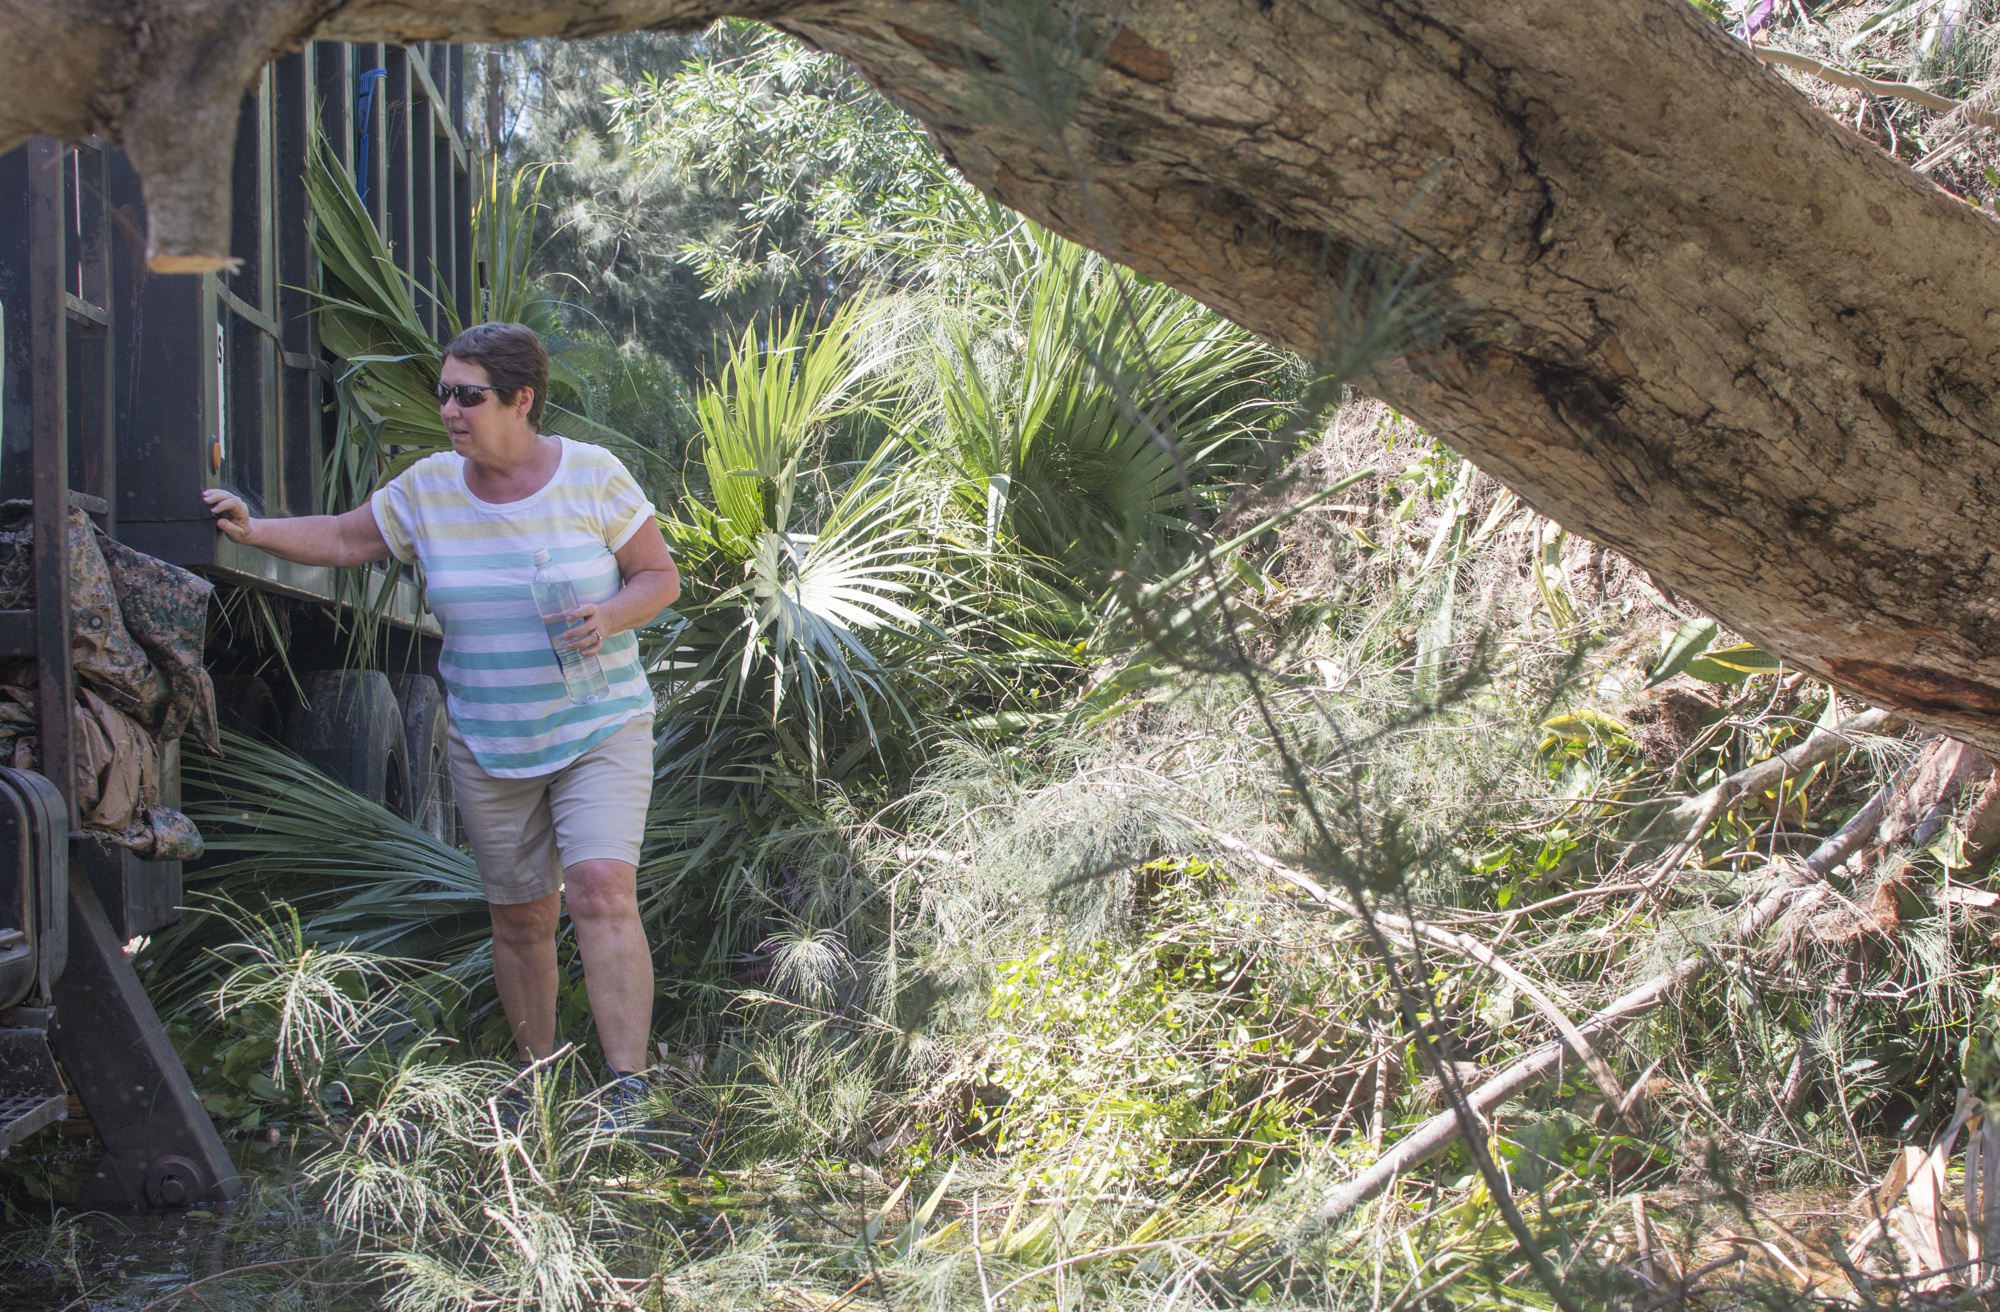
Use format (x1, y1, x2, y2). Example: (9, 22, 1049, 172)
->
(371, 437, 656, 777)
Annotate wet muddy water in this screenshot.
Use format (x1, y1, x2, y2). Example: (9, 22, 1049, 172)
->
(0, 1133, 366, 1312)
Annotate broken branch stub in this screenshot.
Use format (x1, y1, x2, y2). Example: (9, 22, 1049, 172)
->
(0, 0, 356, 271)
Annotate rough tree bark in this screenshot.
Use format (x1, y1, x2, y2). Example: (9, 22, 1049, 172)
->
(7, 1, 2000, 752)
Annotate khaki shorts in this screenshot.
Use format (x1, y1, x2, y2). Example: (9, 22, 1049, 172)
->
(446, 716, 654, 905)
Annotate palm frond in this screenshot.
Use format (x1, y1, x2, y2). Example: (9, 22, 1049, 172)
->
(922, 225, 1280, 585)
(305, 126, 449, 477)
(454, 160, 563, 336)
(696, 297, 887, 547)
(664, 455, 950, 772)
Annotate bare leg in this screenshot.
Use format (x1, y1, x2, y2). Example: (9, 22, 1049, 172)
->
(562, 858, 654, 1074)
(488, 893, 561, 1063)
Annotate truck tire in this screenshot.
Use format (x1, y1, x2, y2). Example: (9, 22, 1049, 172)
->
(387, 674, 456, 845)
(284, 670, 411, 819)
(210, 674, 284, 742)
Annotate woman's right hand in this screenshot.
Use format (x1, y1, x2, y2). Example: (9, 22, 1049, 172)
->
(202, 488, 254, 544)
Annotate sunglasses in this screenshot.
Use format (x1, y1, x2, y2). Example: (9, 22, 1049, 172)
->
(434, 382, 505, 407)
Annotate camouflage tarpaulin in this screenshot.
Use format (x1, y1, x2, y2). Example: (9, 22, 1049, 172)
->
(96, 531, 219, 753)
(0, 501, 214, 859)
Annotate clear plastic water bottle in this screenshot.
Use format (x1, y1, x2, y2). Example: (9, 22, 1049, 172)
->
(530, 548, 609, 704)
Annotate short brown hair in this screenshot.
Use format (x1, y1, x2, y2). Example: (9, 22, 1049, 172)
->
(443, 322, 549, 428)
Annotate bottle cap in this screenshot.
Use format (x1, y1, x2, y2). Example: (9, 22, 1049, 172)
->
(531, 548, 551, 567)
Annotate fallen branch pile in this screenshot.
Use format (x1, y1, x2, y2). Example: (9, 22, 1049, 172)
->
(1195, 707, 2000, 1231)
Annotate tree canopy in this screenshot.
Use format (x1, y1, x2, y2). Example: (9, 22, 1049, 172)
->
(9, 0, 2000, 749)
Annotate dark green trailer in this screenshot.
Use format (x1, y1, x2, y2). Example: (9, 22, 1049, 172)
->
(0, 38, 475, 1208)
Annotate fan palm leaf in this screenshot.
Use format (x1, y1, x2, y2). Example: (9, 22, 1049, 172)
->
(696, 297, 886, 547)
(657, 292, 961, 773)
(924, 227, 1279, 585)
(665, 449, 946, 771)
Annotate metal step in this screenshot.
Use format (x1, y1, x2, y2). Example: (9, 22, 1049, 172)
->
(0, 1092, 65, 1154)
(0, 1011, 64, 1156)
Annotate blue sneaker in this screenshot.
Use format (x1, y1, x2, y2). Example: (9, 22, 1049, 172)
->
(599, 1066, 656, 1138)
(493, 1081, 534, 1132)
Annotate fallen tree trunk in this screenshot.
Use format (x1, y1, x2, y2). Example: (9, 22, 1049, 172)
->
(9, 2, 2000, 751)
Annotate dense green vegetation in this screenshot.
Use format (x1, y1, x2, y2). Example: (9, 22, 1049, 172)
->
(13, 5, 2000, 1309)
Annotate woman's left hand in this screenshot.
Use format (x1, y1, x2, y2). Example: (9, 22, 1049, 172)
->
(562, 604, 608, 656)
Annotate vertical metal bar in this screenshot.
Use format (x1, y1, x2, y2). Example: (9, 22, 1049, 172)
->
(413, 64, 436, 338)
(80, 143, 112, 535)
(388, 48, 413, 279)
(438, 98, 457, 334)
(257, 69, 280, 513)
(277, 49, 313, 517)
(26, 139, 71, 826)
(258, 66, 276, 321)
(453, 106, 473, 329)
(450, 44, 466, 138)
(369, 45, 388, 235)
(316, 40, 349, 175)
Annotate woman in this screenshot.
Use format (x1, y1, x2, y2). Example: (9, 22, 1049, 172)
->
(203, 322, 680, 1106)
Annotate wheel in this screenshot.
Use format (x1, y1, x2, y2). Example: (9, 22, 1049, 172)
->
(209, 674, 283, 742)
(387, 673, 456, 844)
(283, 670, 411, 818)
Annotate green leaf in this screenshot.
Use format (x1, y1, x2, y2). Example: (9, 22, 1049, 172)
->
(221, 1034, 277, 1085)
(1683, 644, 1780, 683)
(1646, 618, 1718, 687)
(1930, 823, 1970, 871)
(1684, 0, 1729, 17)
(1699, 642, 1781, 675)
(1538, 710, 1636, 752)
(1681, 657, 1751, 684)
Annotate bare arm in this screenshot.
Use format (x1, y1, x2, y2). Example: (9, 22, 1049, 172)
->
(202, 488, 394, 567)
(556, 517, 682, 656)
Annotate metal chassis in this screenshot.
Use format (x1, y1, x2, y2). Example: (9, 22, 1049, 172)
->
(0, 139, 238, 1206)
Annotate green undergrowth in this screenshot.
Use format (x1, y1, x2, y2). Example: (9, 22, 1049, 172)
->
(12, 424, 1958, 1310)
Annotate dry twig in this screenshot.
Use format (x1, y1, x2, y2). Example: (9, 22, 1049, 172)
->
(1753, 46, 1981, 119)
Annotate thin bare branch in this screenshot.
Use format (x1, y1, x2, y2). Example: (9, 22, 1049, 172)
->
(1666, 707, 1901, 830)
(1309, 772, 1889, 1226)
(1314, 954, 1704, 1225)
(1752, 46, 1984, 121)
